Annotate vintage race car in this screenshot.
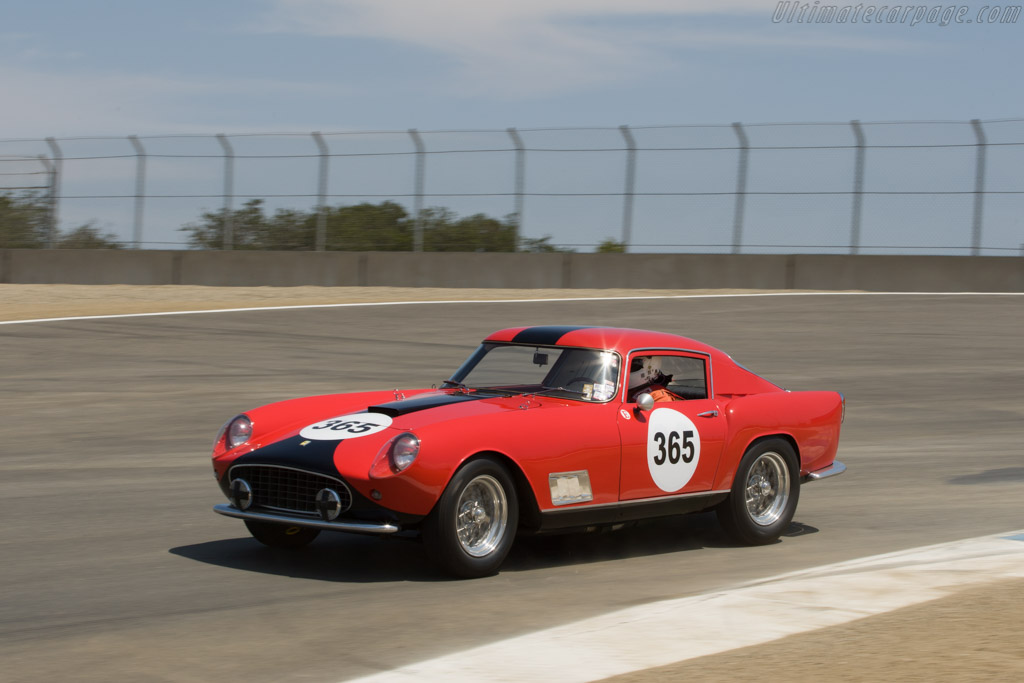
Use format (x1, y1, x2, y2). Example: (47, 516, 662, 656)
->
(211, 326, 845, 578)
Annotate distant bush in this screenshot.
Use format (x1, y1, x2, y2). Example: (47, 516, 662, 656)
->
(596, 238, 626, 253)
(0, 193, 120, 249)
(179, 199, 573, 252)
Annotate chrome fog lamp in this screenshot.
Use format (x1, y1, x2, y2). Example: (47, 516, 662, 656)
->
(229, 478, 253, 510)
(315, 488, 343, 521)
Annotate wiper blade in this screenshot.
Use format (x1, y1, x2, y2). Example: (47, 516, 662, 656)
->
(524, 386, 587, 398)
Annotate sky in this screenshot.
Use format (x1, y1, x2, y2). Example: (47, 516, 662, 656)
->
(1, 0, 1022, 250)
(3, 0, 1021, 134)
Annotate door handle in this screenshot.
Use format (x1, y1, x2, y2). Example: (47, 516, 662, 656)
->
(697, 410, 718, 418)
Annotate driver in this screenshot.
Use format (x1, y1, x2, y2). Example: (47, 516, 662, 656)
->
(628, 356, 683, 402)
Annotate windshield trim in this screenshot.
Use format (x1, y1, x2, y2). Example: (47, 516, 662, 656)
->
(448, 342, 623, 404)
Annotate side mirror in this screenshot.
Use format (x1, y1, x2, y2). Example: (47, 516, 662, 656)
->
(635, 392, 655, 412)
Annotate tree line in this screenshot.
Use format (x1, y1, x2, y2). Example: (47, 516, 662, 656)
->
(0, 194, 121, 249)
(1, 193, 626, 252)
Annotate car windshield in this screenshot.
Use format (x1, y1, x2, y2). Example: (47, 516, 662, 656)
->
(446, 343, 620, 402)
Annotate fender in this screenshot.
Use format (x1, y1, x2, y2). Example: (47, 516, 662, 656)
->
(713, 391, 843, 490)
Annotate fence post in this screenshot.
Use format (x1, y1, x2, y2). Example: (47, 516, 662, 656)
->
(849, 120, 866, 255)
(507, 127, 525, 251)
(312, 132, 329, 251)
(970, 119, 987, 256)
(731, 123, 749, 255)
(36, 154, 53, 180)
(44, 137, 62, 248)
(619, 125, 637, 252)
(128, 135, 146, 249)
(216, 134, 234, 250)
(409, 129, 425, 252)
(36, 154, 54, 186)
(36, 155, 56, 247)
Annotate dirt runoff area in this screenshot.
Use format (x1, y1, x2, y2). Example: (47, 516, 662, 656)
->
(3, 284, 1022, 681)
(604, 577, 1024, 682)
(0, 284, 794, 323)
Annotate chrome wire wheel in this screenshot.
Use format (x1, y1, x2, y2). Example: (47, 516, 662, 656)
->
(744, 451, 791, 526)
(455, 474, 508, 557)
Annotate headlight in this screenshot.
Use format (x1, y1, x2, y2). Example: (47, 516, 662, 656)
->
(223, 415, 252, 449)
(370, 432, 420, 478)
(390, 433, 420, 472)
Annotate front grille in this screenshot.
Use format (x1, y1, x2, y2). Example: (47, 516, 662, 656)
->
(229, 465, 353, 516)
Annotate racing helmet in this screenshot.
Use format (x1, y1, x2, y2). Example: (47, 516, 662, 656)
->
(629, 356, 662, 389)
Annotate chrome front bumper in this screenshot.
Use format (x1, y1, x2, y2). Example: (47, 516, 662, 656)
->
(803, 460, 847, 483)
(213, 504, 401, 535)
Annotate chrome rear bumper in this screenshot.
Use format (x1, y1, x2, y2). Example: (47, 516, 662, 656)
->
(213, 504, 401, 535)
(803, 460, 847, 483)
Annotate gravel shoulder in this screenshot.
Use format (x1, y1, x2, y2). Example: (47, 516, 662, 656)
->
(0, 284, 791, 322)
(603, 577, 1024, 683)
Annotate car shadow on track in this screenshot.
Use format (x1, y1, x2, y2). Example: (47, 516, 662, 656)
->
(169, 533, 448, 583)
(504, 515, 817, 572)
(948, 467, 1024, 485)
(170, 514, 818, 582)
(505, 513, 727, 572)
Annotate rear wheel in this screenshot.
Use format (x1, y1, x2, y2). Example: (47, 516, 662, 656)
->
(422, 457, 519, 578)
(244, 519, 320, 549)
(717, 439, 799, 545)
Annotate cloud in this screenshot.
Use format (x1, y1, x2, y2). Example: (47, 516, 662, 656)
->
(0, 66, 332, 138)
(253, 0, 915, 96)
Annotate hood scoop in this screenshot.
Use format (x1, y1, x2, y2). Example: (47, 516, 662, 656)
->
(366, 391, 488, 418)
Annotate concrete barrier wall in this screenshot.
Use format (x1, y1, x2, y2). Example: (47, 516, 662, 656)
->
(1, 249, 1022, 292)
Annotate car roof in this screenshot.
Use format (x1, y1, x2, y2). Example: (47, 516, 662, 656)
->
(484, 326, 784, 396)
(484, 325, 725, 359)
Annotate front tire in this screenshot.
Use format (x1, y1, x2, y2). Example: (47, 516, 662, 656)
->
(422, 458, 519, 578)
(244, 519, 320, 549)
(717, 439, 799, 545)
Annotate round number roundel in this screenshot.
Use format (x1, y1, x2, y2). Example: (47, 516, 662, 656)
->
(646, 408, 701, 492)
(299, 412, 393, 441)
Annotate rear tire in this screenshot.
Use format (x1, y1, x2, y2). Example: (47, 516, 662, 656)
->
(244, 520, 320, 549)
(422, 457, 519, 578)
(717, 438, 799, 545)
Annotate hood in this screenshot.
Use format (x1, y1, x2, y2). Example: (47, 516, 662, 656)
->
(230, 391, 542, 470)
(366, 391, 491, 419)
(365, 390, 549, 432)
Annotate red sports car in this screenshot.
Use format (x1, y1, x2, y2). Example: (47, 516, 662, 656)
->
(211, 326, 845, 577)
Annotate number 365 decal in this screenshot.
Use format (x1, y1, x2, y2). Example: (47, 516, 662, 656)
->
(299, 412, 393, 441)
(647, 409, 701, 492)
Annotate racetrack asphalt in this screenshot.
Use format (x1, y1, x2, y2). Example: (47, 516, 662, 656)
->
(0, 285, 1022, 681)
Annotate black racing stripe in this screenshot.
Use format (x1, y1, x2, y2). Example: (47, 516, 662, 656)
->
(230, 435, 341, 477)
(367, 392, 488, 418)
(511, 325, 594, 345)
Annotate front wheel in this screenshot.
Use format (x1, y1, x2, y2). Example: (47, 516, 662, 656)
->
(422, 458, 519, 578)
(717, 439, 799, 545)
(244, 519, 320, 549)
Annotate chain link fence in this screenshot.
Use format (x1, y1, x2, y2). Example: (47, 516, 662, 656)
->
(1, 118, 1022, 254)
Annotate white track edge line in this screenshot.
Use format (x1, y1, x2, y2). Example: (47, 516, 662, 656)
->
(2, 291, 1022, 326)
(344, 530, 1024, 683)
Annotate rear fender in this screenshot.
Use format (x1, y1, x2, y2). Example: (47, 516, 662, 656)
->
(713, 391, 842, 490)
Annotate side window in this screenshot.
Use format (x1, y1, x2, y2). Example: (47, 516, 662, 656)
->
(660, 356, 708, 399)
(627, 354, 708, 401)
